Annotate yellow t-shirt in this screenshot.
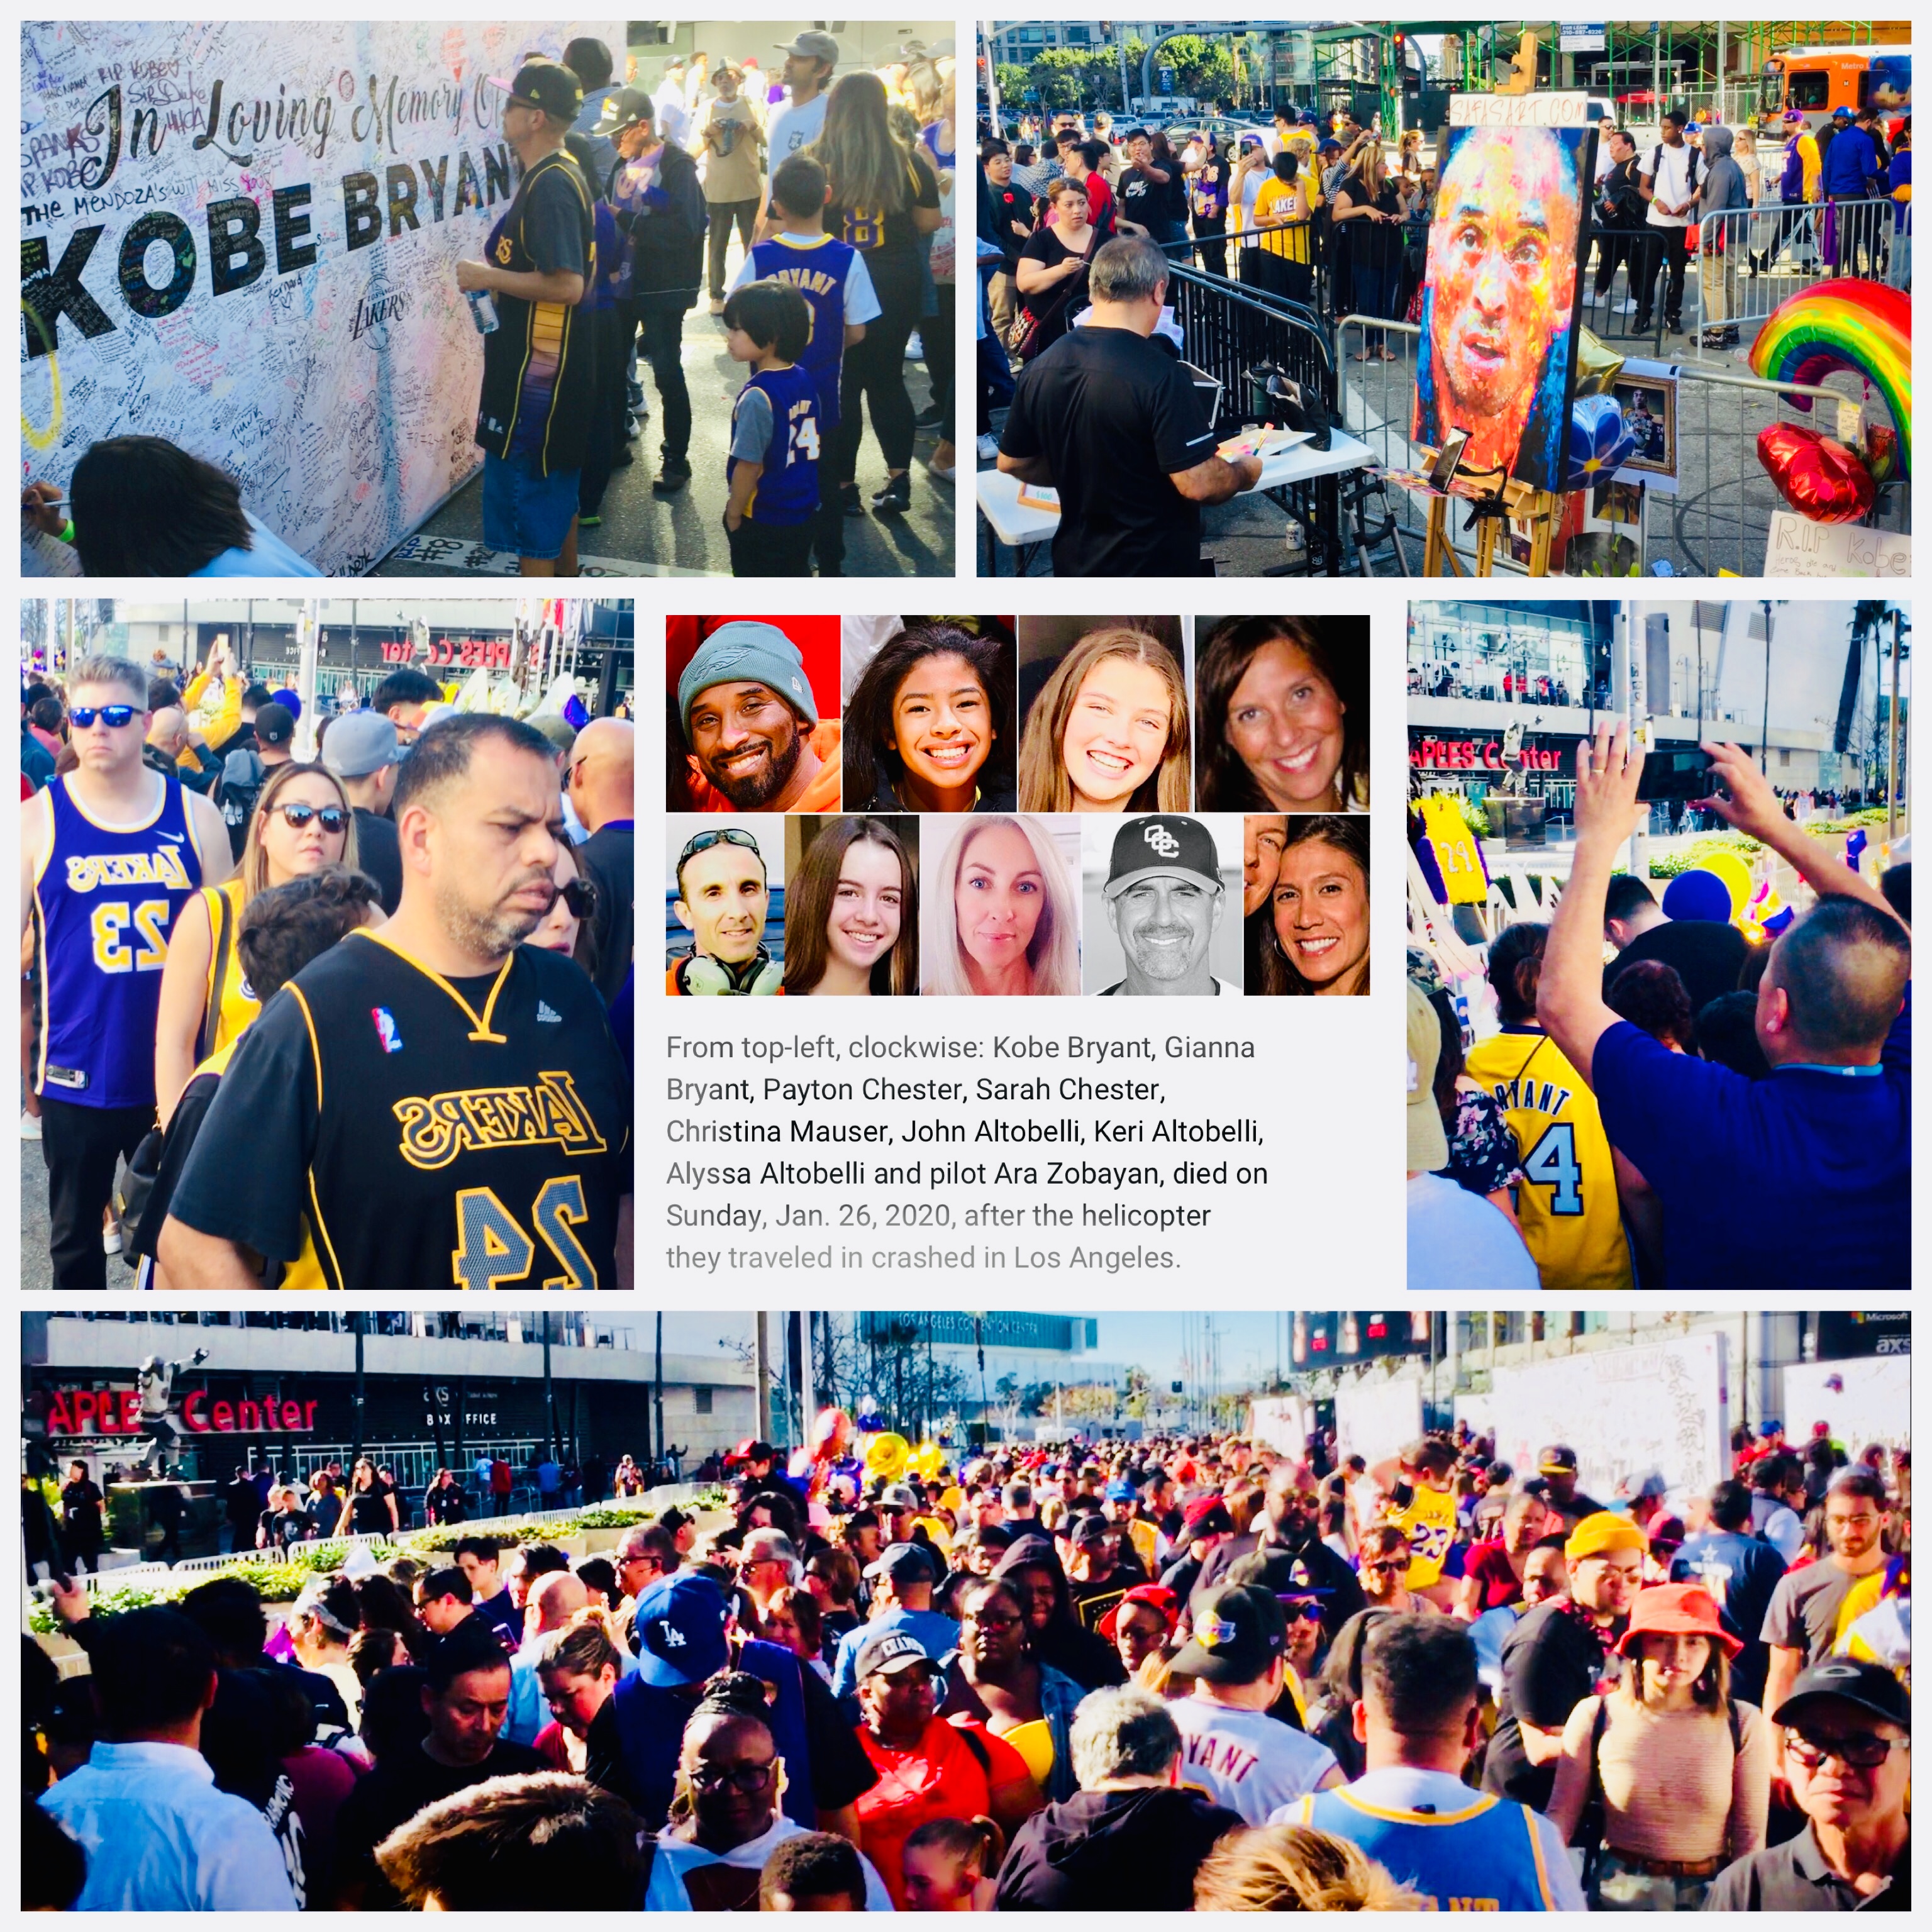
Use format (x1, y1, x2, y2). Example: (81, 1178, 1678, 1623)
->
(1798, 133, 1822, 202)
(1418, 794, 1489, 906)
(1384, 1480, 1459, 1589)
(200, 877, 262, 1058)
(1126, 1515, 1160, 1573)
(1462, 1030, 1634, 1291)
(1253, 176, 1311, 262)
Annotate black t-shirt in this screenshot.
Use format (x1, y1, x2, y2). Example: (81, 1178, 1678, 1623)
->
(475, 150, 597, 476)
(1338, 173, 1403, 268)
(826, 152, 941, 309)
(1069, 1566, 1135, 1633)
(351, 808, 403, 917)
(1116, 165, 1163, 231)
(1000, 325, 1219, 578)
(987, 180, 1035, 266)
(1016, 227, 1094, 352)
(167, 931, 631, 1291)
(575, 823, 634, 1009)
(1482, 1598, 1617, 1814)
(346, 1488, 391, 1534)
(60, 1479, 103, 1539)
(336, 1740, 548, 1907)
(1602, 918, 1748, 1030)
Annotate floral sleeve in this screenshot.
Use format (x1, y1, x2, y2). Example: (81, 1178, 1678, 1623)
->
(1443, 1087, 1523, 1196)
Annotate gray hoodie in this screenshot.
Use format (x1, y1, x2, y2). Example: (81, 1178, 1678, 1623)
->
(1699, 125, 1750, 214)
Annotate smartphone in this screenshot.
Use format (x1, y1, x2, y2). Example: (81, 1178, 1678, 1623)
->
(1638, 747, 1715, 801)
(1429, 430, 1470, 490)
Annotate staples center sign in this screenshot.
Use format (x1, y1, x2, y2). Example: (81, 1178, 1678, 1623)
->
(47, 1388, 318, 1435)
(1410, 735, 1565, 772)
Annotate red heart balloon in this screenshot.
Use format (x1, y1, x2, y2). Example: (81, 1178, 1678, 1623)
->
(1756, 422, 1875, 525)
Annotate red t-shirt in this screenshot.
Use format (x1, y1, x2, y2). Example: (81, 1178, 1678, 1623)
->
(856, 1716, 997, 1910)
(1463, 1538, 1527, 1611)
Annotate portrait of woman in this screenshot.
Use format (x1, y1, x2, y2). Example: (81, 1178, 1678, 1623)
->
(1016, 625, 1191, 814)
(843, 621, 1017, 814)
(782, 816, 919, 996)
(922, 814, 1080, 997)
(1252, 814, 1370, 996)
(1197, 616, 1369, 815)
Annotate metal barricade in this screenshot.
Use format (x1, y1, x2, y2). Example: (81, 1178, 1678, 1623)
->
(1684, 197, 1903, 348)
(1162, 259, 1335, 435)
(1157, 221, 1331, 322)
(79, 1561, 174, 1594)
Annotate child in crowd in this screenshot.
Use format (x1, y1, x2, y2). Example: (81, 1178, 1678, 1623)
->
(721, 280, 820, 576)
(900, 1818, 1004, 1912)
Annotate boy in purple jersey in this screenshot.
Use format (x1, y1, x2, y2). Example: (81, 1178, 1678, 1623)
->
(722, 282, 821, 576)
(19, 653, 232, 1289)
(731, 155, 880, 576)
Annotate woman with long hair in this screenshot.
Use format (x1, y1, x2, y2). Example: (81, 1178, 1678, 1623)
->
(523, 828, 601, 986)
(1016, 628, 1191, 814)
(843, 622, 1016, 813)
(1192, 1823, 1424, 1912)
(1546, 1584, 1770, 1909)
(782, 817, 919, 996)
(153, 758, 360, 1123)
(1332, 140, 1405, 358)
(923, 815, 1079, 997)
(1196, 616, 1368, 814)
(810, 70, 943, 520)
(1254, 816, 1370, 996)
(337, 1456, 399, 1537)
(1190, 135, 1233, 277)
(288, 1575, 365, 1725)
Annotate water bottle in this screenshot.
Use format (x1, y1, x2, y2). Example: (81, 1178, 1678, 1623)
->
(466, 288, 499, 335)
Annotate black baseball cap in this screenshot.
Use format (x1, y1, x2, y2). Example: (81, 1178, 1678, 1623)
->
(595, 86, 655, 136)
(1538, 1445, 1579, 1475)
(864, 1542, 936, 1585)
(1105, 816, 1223, 898)
(1774, 1657, 1911, 1733)
(855, 1629, 937, 1682)
(253, 702, 296, 748)
(1170, 1583, 1287, 1684)
(489, 59, 583, 124)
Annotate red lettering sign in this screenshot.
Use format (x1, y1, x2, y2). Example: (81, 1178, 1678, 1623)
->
(49, 1387, 316, 1435)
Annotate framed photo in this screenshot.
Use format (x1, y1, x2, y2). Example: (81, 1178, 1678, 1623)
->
(1611, 363, 1679, 494)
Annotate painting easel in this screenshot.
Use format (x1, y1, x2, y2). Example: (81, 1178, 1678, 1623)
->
(1414, 452, 1562, 577)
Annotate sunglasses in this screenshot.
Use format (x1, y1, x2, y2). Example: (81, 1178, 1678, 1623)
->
(70, 704, 138, 730)
(679, 826, 761, 867)
(691, 1761, 777, 1796)
(1364, 1558, 1410, 1576)
(558, 876, 597, 919)
(270, 803, 347, 834)
(1787, 1731, 1902, 1772)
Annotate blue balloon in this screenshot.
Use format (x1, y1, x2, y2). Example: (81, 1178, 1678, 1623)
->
(1565, 393, 1638, 492)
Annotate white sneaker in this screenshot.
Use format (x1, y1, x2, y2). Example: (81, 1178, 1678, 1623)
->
(103, 1225, 122, 1255)
(708, 297, 725, 316)
(19, 1109, 40, 1140)
(905, 333, 923, 360)
(1617, 299, 1636, 314)
(977, 433, 1000, 463)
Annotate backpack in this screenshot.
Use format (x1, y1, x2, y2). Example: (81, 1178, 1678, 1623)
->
(1649, 142, 1701, 203)
(220, 747, 265, 858)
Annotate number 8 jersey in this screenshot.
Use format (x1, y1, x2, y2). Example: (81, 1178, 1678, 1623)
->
(33, 774, 203, 1109)
(165, 929, 631, 1291)
(1462, 1028, 1633, 1291)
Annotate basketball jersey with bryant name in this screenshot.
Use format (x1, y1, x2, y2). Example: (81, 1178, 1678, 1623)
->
(280, 931, 630, 1290)
(1462, 1027, 1633, 1291)
(731, 364, 820, 526)
(34, 774, 203, 1110)
(743, 233, 862, 432)
(1383, 1480, 1458, 1589)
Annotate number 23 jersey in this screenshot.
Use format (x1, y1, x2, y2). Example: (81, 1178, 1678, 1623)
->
(167, 930, 631, 1290)
(1462, 1028, 1632, 1292)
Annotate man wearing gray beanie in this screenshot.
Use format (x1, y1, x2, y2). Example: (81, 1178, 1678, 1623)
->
(676, 620, 841, 812)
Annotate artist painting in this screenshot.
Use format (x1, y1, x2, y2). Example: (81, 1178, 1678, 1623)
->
(1412, 125, 1587, 493)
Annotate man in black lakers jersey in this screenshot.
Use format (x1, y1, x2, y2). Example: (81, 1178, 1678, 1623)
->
(158, 715, 631, 1290)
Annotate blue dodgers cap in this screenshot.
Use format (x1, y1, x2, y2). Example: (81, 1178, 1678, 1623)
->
(678, 621, 818, 743)
(632, 1572, 731, 1687)
(1105, 1479, 1136, 1502)
(1661, 869, 1733, 924)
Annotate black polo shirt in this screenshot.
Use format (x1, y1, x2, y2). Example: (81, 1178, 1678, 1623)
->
(999, 323, 1218, 578)
(1702, 1823, 1909, 1911)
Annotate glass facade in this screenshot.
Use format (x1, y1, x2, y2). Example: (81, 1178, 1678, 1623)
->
(1407, 601, 1611, 709)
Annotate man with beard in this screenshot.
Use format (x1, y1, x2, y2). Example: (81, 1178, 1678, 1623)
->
(677, 622, 841, 813)
(1190, 1465, 1365, 1646)
(158, 716, 632, 1291)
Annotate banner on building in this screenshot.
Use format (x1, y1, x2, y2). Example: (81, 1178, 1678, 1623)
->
(1335, 1374, 1423, 1468)
(22, 19, 620, 574)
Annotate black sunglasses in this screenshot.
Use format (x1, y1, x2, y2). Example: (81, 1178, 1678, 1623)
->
(270, 803, 347, 833)
(70, 704, 138, 730)
(559, 876, 597, 919)
(1788, 1731, 1902, 1771)
(679, 826, 761, 867)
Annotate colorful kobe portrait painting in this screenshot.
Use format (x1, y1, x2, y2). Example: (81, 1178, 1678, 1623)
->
(1411, 123, 1592, 493)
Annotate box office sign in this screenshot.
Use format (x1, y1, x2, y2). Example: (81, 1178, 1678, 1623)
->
(21, 19, 620, 574)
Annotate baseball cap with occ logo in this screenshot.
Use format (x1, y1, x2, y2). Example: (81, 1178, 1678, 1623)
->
(1104, 815, 1224, 898)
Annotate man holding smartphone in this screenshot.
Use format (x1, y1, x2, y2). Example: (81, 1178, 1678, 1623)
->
(1537, 724, 1910, 1291)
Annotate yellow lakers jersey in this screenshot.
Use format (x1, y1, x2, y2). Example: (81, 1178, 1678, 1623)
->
(1385, 1482, 1458, 1589)
(201, 878, 262, 1058)
(1462, 1028, 1633, 1291)
(1418, 793, 1489, 906)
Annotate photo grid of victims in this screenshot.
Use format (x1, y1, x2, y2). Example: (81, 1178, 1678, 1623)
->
(664, 613, 1370, 996)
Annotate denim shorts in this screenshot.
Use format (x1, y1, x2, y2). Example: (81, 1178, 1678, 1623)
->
(482, 450, 580, 560)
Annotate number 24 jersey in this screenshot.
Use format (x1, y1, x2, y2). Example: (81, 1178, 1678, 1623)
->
(167, 930, 631, 1290)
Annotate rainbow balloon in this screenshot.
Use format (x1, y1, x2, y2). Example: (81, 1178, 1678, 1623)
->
(1750, 279, 1911, 479)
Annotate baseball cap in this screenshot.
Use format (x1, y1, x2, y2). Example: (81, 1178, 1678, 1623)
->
(1538, 1444, 1579, 1475)
(658, 1506, 691, 1538)
(1104, 1479, 1136, 1502)
(1104, 816, 1223, 898)
(855, 1629, 937, 1681)
(489, 58, 583, 124)
(1182, 1496, 1235, 1538)
(865, 1542, 936, 1585)
(1097, 1583, 1180, 1643)
(1170, 1583, 1288, 1684)
(1782, 108, 1806, 123)
(632, 1573, 730, 1687)
(253, 702, 296, 749)
(1774, 1657, 1911, 1731)
(1069, 1513, 1113, 1545)
(777, 30, 839, 66)
(594, 86, 655, 136)
(728, 1438, 776, 1465)
(321, 709, 401, 780)
(1406, 981, 1449, 1172)
(1318, 138, 1343, 155)
(876, 1482, 921, 1511)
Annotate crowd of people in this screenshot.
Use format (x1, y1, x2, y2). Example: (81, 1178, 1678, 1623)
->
(27, 1418, 1909, 1909)
(19, 643, 635, 1291)
(1408, 723, 1911, 1292)
(458, 34, 954, 579)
